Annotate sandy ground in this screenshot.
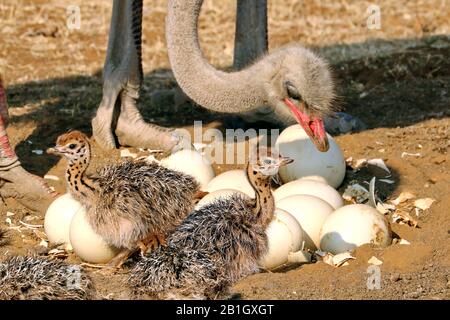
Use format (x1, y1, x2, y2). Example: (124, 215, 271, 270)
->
(0, 0, 449, 299)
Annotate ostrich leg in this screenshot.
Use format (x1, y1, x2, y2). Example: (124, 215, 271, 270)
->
(233, 0, 268, 70)
(0, 76, 58, 213)
(92, 0, 184, 151)
(230, 0, 273, 126)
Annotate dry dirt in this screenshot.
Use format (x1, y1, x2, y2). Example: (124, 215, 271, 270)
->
(0, 0, 449, 300)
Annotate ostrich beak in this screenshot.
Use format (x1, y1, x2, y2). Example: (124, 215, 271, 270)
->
(283, 98, 329, 152)
(279, 156, 294, 167)
(47, 146, 63, 155)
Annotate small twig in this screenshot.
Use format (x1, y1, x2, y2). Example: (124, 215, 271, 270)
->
(80, 262, 109, 269)
(19, 220, 43, 229)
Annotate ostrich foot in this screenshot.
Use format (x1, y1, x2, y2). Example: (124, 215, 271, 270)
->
(91, 109, 117, 150)
(0, 165, 58, 213)
(115, 113, 191, 153)
(92, 108, 184, 152)
(92, 107, 185, 152)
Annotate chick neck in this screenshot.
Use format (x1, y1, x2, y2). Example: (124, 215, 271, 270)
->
(246, 162, 276, 229)
(65, 142, 97, 201)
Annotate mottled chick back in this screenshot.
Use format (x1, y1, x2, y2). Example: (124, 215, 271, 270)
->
(90, 160, 200, 249)
(0, 256, 93, 300)
(129, 194, 268, 299)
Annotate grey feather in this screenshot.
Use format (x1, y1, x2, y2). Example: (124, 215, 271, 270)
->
(0, 256, 93, 300)
(129, 194, 268, 299)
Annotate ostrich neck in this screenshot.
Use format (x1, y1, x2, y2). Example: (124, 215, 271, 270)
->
(66, 145, 97, 202)
(246, 163, 275, 228)
(166, 0, 268, 113)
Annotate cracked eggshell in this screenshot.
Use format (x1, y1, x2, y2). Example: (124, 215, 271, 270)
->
(275, 125, 345, 188)
(69, 207, 120, 264)
(195, 189, 248, 209)
(274, 179, 344, 210)
(276, 194, 334, 250)
(160, 149, 215, 189)
(44, 193, 82, 245)
(259, 209, 303, 270)
(205, 170, 255, 198)
(319, 204, 392, 254)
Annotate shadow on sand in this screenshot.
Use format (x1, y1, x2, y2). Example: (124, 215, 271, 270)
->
(5, 35, 449, 187)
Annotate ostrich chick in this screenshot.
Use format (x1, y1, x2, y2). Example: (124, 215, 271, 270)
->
(0, 256, 93, 300)
(47, 131, 200, 267)
(129, 147, 293, 299)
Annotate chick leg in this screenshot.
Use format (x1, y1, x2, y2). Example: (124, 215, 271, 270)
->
(156, 233, 167, 247)
(108, 248, 136, 269)
(138, 233, 167, 256)
(193, 190, 209, 205)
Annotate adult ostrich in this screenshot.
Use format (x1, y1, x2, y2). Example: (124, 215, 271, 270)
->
(0, 75, 58, 213)
(92, 0, 334, 152)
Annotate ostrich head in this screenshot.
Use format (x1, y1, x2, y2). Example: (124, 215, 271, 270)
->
(263, 46, 335, 152)
(248, 147, 293, 179)
(47, 131, 90, 163)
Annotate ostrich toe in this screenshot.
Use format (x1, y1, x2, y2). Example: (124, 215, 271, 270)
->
(0, 165, 58, 213)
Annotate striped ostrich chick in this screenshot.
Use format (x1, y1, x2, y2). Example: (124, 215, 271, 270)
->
(0, 256, 93, 300)
(0, 227, 93, 300)
(47, 131, 200, 267)
(129, 147, 293, 299)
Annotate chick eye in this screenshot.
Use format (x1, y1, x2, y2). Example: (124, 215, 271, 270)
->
(285, 81, 302, 101)
(68, 143, 77, 149)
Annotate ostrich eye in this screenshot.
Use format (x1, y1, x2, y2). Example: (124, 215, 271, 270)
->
(263, 158, 272, 165)
(285, 81, 302, 101)
(68, 143, 77, 150)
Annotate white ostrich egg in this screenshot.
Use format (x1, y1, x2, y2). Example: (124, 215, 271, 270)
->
(259, 209, 303, 270)
(44, 193, 82, 245)
(276, 194, 334, 250)
(205, 170, 254, 198)
(319, 204, 392, 254)
(275, 125, 345, 188)
(195, 189, 248, 210)
(69, 207, 120, 264)
(274, 179, 343, 210)
(160, 149, 215, 189)
(299, 175, 328, 184)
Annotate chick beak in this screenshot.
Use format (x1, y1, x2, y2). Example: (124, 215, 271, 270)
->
(279, 156, 294, 167)
(46, 146, 63, 155)
(272, 157, 293, 184)
(283, 98, 329, 152)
